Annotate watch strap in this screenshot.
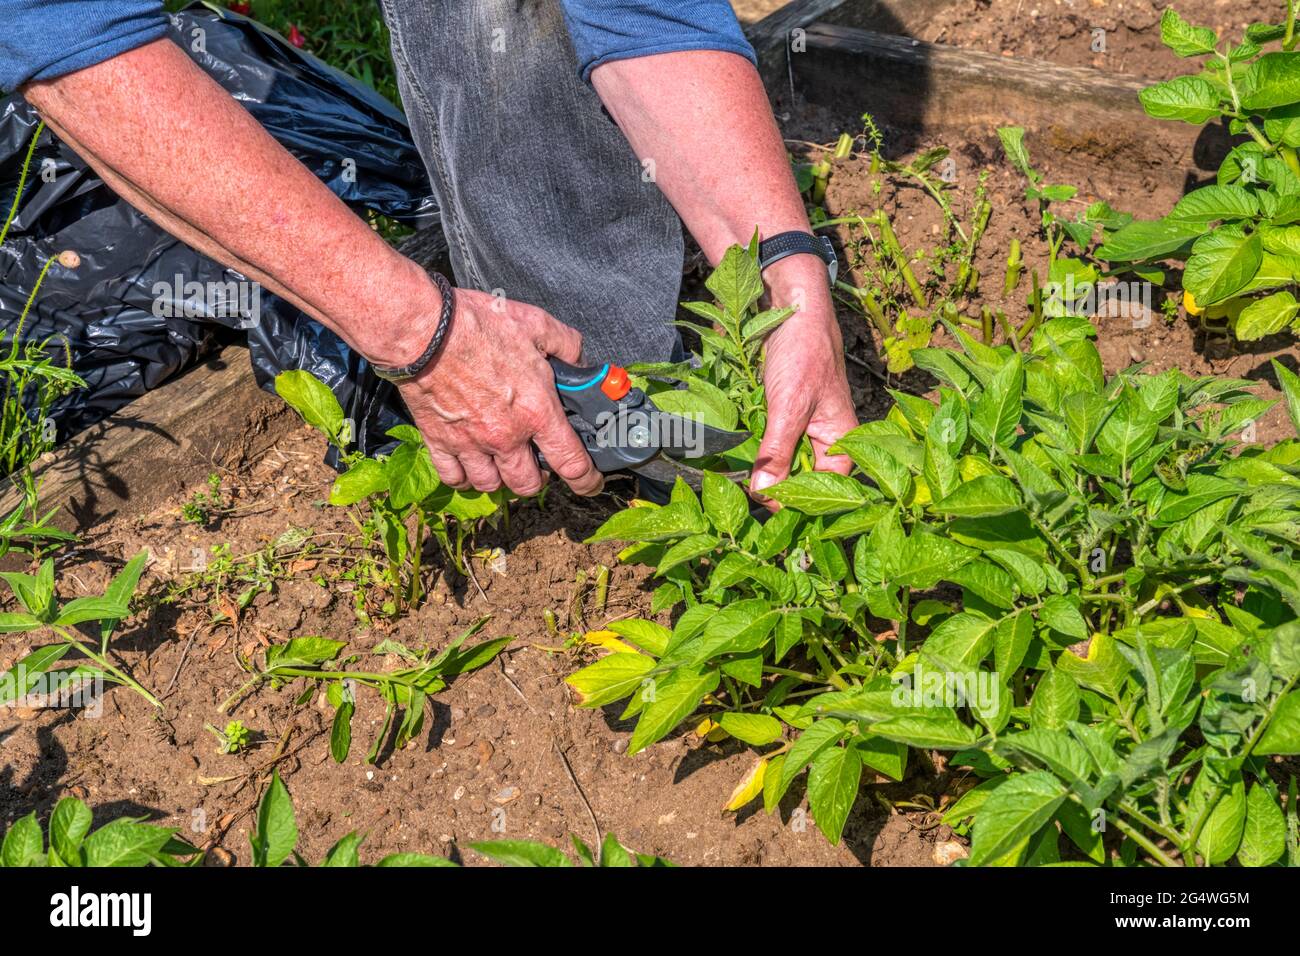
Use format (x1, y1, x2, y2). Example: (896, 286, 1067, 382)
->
(758, 231, 838, 285)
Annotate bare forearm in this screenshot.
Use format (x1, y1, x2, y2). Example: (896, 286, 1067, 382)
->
(22, 38, 435, 365)
(591, 51, 812, 262)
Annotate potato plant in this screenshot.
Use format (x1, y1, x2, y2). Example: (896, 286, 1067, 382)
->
(275, 369, 505, 613)
(1098, 5, 1300, 341)
(570, 265, 1300, 861)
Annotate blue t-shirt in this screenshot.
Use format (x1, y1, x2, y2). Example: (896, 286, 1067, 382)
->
(0, 0, 756, 91)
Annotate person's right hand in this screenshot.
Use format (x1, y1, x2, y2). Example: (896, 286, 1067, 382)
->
(391, 287, 603, 498)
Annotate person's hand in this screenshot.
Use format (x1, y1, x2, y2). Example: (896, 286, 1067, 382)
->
(750, 266, 857, 505)
(392, 287, 603, 497)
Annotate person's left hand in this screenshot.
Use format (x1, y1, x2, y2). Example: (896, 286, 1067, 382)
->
(749, 265, 857, 505)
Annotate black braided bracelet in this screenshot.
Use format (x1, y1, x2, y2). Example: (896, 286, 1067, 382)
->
(371, 271, 456, 383)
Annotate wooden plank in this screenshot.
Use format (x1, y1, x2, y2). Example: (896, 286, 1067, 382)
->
(0, 345, 289, 532)
(788, 22, 1226, 192)
(745, 0, 851, 75)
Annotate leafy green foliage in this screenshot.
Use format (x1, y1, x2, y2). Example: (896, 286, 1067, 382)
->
(0, 120, 87, 479)
(1096, 6, 1300, 340)
(0, 550, 160, 709)
(573, 279, 1300, 863)
(470, 832, 674, 868)
(0, 775, 665, 868)
(629, 240, 794, 473)
(221, 618, 510, 765)
(0, 796, 199, 867)
(275, 370, 506, 615)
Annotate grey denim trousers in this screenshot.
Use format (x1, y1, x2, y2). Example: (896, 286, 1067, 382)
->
(378, 0, 685, 365)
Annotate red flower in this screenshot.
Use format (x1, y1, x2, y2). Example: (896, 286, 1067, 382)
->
(228, 2, 250, 14)
(287, 24, 306, 48)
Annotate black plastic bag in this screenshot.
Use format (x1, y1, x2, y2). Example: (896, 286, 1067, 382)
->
(0, 4, 438, 454)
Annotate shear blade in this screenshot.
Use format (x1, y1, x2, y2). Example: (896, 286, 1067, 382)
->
(631, 454, 749, 492)
(639, 395, 750, 459)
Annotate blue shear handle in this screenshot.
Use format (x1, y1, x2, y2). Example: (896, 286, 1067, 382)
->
(550, 358, 609, 393)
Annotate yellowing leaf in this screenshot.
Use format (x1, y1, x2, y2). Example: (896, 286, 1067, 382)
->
(583, 630, 638, 654)
(724, 757, 768, 812)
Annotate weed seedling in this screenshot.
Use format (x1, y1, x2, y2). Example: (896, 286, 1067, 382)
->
(221, 618, 510, 765)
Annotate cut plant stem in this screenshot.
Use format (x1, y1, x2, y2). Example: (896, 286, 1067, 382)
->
(836, 280, 892, 340)
(593, 564, 610, 613)
(1004, 239, 1023, 295)
(870, 211, 928, 310)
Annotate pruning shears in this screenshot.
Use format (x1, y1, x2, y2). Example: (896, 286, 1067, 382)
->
(542, 358, 750, 489)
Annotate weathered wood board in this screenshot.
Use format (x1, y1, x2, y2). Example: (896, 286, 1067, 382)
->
(0, 346, 287, 532)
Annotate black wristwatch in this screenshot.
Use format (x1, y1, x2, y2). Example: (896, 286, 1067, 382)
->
(371, 272, 455, 383)
(758, 231, 838, 285)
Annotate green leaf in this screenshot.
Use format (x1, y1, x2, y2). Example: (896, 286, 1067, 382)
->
(1029, 668, 1080, 731)
(894, 532, 976, 589)
(701, 471, 749, 538)
(1169, 185, 1260, 223)
(250, 770, 298, 867)
(330, 458, 388, 506)
(932, 474, 1022, 518)
(1232, 785, 1284, 868)
(656, 533, 720, 575)
(719, 712, 784, 746)
(1241, 51, 1300, 110)
(1040, 595, 1089, 640)
(995, 608, 1035, 676)
(970, 354, 1024, 448)
(265, 636, 346, 671)
(1237, 784, 1286, 867)
(808, 745, 862, 844)
(1159, 8, 1217, 57)
(470, 840, 573, 867)
(1195, 774, 1247, 865)
(82, 819, 186, 867)
(49, 798, 93, 865)
(705, 244, 764, 317)
(375, 852, 458, 867)
(1096, 219, 1202, 261)
(763, 472, 869, 515)
(1139, 75, 1223, 124)
(869, 709, 979, 749)
(628, 666, 720, 755)
(780, 718, 849, 791)
(0, 813, 44, 867)
(384, 439, 440, 509)
(921, 611, 999, 668)
(54, 596, 129, 627)
(1236, 291, 1300, 341)
(831, 437, 914, 502)
(1184, 226, 1263, 306)
(586, 502, 708, 543)
(607, 619, 672, 657)
(0, 644, 71, 706)
(968, 771, 1068, 866)
(1272, 359, 1300, 436)
(330, 699, 354, 763)
(275, 370, 345, 444)
(321, 831, 363, 867)
(1256, 691, 1300, 755)
(998, 126, 1037, 181)
(0, 611, 41, 634)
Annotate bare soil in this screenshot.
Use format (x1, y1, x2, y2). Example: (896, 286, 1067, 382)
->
(825, 0, 1285, 80)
